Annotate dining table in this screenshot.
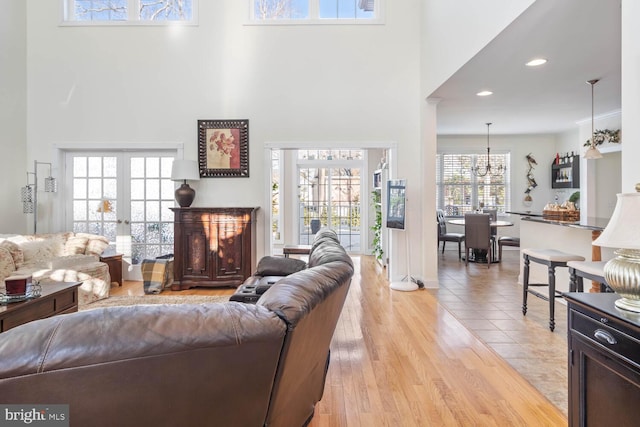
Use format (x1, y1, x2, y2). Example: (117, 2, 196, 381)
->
(447, 218, 514, 263)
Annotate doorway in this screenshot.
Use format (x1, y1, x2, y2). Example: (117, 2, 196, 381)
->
(64, 151, 176, 278)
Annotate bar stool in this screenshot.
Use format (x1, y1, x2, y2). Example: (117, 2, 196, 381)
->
(498, 236, 520, 261)
(522, 248, 585, 331)
(567, 260, 612, 293)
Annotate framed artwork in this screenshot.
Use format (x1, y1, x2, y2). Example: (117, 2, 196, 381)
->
(198, 119, 249, 177)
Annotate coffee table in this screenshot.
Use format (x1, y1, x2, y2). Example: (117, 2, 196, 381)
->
(0, 281, 81, 333)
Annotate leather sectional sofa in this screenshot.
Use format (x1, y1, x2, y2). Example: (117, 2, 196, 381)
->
(0, 228, 353, 427)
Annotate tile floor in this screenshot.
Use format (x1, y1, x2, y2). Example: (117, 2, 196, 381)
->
(431, 248, 570, 417)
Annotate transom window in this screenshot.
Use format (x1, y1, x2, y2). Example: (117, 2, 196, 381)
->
(64, 0, 195, 23)
(252, 0, 379, 22)
(436, 153, 511, 217)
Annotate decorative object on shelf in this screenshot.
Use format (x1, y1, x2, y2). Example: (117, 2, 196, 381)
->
(583, 79, 604, 160)
(471, 123, 505, 177)
(21, 160, 58, 233)
(569, 191, 580, 208)
(198, 119, 249, 178)
(170, 159, 200, 207)
(593, 189, 640, 312)
(583, 128, 621, 147)
(524, 153, 537, 206)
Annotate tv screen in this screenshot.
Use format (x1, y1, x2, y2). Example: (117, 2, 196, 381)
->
(386, 179, 406, 230)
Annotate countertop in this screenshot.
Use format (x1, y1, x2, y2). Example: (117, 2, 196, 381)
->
(506, 211, 544, 217)
(520, 215, 611, 231)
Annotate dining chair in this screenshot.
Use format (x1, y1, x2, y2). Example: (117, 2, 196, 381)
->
(464, 213, 492, 268)
(436, 209, 465, 260)
(482, 208, 498, 254)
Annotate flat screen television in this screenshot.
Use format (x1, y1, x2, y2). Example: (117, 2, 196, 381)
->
(386, 179, 406, 230)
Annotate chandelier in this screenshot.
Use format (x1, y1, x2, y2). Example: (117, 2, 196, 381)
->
(471, 122, 505, 177)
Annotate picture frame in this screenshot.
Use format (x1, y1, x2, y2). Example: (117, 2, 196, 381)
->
(198, 119, 249, 178)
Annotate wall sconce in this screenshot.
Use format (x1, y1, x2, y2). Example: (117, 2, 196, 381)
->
(22, 161, 58, 233)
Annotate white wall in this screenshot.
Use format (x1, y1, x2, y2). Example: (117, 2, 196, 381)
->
(22, 1, 423, 271)
(0, 0, 27, 233)
(621, 0, 640, 191)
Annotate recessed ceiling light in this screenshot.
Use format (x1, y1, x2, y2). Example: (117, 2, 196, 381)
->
(526, 58, 547, 67)
(477, 91, 493, 97)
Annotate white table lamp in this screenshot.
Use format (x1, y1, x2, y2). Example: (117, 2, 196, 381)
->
(593, 190, 640, 312)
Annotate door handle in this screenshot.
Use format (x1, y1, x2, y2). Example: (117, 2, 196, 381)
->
(124, 220, 130, 225)
(594, 329, 617, 345)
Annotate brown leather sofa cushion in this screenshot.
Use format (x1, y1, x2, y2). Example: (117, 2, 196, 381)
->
(255, 256, 306, 276)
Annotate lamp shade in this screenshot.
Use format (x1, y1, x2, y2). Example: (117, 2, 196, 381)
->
(583, 146, 603, 160)
(593, 193, 640, 249)
(170, 160, 200, 181)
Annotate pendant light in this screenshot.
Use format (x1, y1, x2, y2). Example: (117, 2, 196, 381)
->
(583, 79, 603, 160)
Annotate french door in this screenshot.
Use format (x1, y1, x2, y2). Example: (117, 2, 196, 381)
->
(65, 151, 176, 276)
(297, 162, 361, 251)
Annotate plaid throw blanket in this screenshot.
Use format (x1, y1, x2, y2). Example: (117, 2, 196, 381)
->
(141, 258, 173, 294)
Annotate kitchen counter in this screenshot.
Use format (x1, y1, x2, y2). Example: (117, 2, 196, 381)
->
(506, 210, 544, 217)
(520, 215, 610, 231)
(517, 215, 615, 294)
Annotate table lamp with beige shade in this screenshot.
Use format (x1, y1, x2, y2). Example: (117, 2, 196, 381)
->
(593, 186, 640, 312)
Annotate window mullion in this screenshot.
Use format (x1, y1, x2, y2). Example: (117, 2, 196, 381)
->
(309, 0, 320, 19)
(130, 0, 139, 20)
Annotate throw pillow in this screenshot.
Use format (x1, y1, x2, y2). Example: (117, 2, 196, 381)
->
(255, 256, 306, 277)
(0, 247, 16, 282)
(20, 240, 57, 265)
(77, 233, 110, 257)
(64, 235, 90, 256)
(0, 240, 24, 268)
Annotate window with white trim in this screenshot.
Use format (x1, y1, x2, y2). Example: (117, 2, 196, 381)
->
(64, 0, 195, 23)
(252, 0, 378, 22)
(436, 153, 511, 217)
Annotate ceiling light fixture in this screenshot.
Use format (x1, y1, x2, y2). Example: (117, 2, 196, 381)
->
(526, 58, 547, 67)
(476, 90, 493, 97)
(584, 79, 603, 160)
(471, 123, 505, 177)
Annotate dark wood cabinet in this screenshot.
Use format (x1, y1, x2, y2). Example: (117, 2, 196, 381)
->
(565, 293, 640, 426)
(170, 207, 258, 290)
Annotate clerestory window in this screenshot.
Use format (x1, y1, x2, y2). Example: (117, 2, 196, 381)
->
(63, 0, 196, 24)
(251, 0, 380, 23)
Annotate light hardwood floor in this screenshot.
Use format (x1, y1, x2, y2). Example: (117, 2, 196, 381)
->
(113, 253, 566, 426)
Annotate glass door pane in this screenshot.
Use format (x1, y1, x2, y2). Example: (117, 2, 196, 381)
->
(297, 164, 361, 251)
(128, 155, 175, 264)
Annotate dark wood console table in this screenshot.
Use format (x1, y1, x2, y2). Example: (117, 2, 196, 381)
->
(565, 293, 640, 426)
(170, 207, 258, 290)
(0, 281, 81, 332)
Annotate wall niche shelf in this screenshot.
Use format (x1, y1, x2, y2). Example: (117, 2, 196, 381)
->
(551, 155, 580, 189)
